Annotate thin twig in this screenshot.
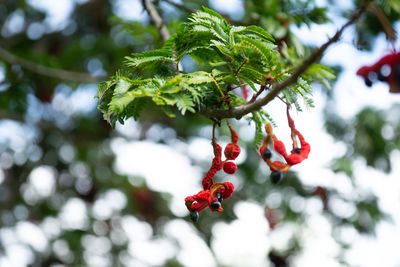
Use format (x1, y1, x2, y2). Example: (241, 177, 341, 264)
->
(0, 45, 104, 83)
(367, 2, 396, 42)
(142, 0, 183, 72)
(276, 95, 288, 105)
(199, 3, 369, 120)
(142, 0, 170, 42)
(212, 121, 217, 142)
(209, 74, 224, 97)
(231, 83, 248, 90)
(234, 58, 248, 77)
(249, 85, 266, 103)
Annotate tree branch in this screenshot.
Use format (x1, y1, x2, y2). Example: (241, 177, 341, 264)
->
(0, 45, 104, 83)
(199, 3, 369, 120)
(142, 0, 183, 72)
(142, 0, 170, 42)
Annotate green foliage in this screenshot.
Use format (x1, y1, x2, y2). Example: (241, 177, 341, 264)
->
(325, 104, 400, 174)
(252, 112, 264, 148)
(250, 110, 276, 148)
(125, 50, 175, 69)
(96, 7, 335, 128)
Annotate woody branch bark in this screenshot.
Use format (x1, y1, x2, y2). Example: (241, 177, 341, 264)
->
(142, 0, 183, 72)
(199, 2, 369, 120)
(0, 45, 104, 83)
(142, 0, 170, 42)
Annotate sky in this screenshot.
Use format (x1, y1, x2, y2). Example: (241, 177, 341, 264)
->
(1, 0, 400, 266)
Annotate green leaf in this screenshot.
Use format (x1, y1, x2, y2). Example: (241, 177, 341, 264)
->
(109, 93, 135, 114)
(161, 106, 176, 118)
(238, 66, 266, 82)
(114, 79, 132, 94)
(212, 42, 234, 59)
(211, 68, 223, 77)
(127, 98, 148, 120)
(129, 87, 148, 97)
(239, 76, 257, 92)
(228, 92, 247, 106)
(96, 80, 117, 100)
(157, 94, 179, 105)
(229, 25, 246, 35)
(259, 110, 277, 127)
(239, 25, 275, 43)
(237, 36, 276, 62)
(308, 64, 336, 79)
(162, 34, 176, 51)
(125, 50, 175, 68)
(176, 93, 195, 115)
(182, 71, 214, 85)
(185, 7, 230, 46)
(252, 112, 263, 148)
(200, 7, 228, 25)
(128, 80, 158, 97)
(222, 74, 239, 85)
(160, 76, 182, 94)
(190, 25, 226, 42)
(209, 61, 228, 67)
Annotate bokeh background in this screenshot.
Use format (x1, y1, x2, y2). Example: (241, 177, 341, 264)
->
(1, 0, 400, 266)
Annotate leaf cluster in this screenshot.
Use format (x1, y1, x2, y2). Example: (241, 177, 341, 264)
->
(96, 7, 334, 128)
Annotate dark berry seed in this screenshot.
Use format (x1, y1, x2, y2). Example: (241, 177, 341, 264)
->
(364, 79, 372, 87)
(263, 149, 272, 159)
(190, 210, 199, 222)
(395, 65, 400, 85)
(395, 64, 400, 77)
(216, 193, 223, 203)
(294, 148, 301, 154)
(210, 200, 221, 210)
(270, 170, 283, 184)
(377, 72, 386, 82)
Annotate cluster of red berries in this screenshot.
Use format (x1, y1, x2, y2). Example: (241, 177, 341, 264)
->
(259, 106, 310, 184)
(185, 107, 311, 221)
(357, 51, 400, 93)
(185, 121, 240, 222)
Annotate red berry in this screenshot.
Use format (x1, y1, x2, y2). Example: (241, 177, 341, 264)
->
(224, 143, 240, 160)
(377, 72, 386, 81)
(223, 161, 237, 174)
